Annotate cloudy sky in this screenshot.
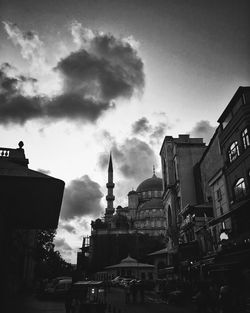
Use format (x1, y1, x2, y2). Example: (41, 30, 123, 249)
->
(1, 0, 249, 263)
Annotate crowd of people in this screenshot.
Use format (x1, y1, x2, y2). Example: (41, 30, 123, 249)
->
(124, 280, 145, 304)
(158, 278, 248, 313)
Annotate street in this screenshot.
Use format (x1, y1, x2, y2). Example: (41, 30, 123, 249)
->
(106, 287, 195, 313)
(11, 287, 195, 313)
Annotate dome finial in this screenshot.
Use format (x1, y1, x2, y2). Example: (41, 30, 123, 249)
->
(153, 165, 156, 177)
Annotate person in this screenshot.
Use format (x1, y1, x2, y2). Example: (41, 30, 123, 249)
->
(218, 284, 235, 313)
(138, 280, 145, 304)
(130, 280, 138, 304)
(124, 283, 131, 304)
(65, 289, 73, 313)
(193, 281, 209, 313)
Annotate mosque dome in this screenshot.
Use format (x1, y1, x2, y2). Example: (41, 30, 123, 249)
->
(136, 174, 163, 193)
(138, 198, 163, 211)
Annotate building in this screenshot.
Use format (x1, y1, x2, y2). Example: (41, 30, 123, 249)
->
(193, 128, 230, 258)
(82, 155, 165, 273)
(104, 255, 155, 280)
(0, 141, 64, 307)
(217, 87, 250, 242)
(159, 134, 206, 269)
(207, 87, 250, 285)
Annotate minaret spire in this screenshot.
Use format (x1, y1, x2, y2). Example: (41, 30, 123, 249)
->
(153, 165, 156, 177)
(105, 152, 115, 223)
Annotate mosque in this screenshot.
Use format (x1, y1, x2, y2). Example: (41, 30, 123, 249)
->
(84, 154, 166, 273)
(102, 154, 166, 236)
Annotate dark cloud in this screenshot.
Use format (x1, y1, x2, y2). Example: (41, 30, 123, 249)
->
(131, 117, 168, 143)
(47, 93, 110, 122)
(60, 175, 104, 221)
(150, 122, 168, 141)
(0, 64, 43, 124)
(54, 237, 72, 252)
(1, 23, 144, 125)
(132, 117, 151, 135)
(190, 120, 216, 144)
(99, 138, 157, 183)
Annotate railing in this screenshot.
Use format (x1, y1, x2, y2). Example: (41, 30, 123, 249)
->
(0, 148, 11, 158)
(0, 147, 25, 159)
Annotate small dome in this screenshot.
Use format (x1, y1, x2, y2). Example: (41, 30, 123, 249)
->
(128, 190, 137, 196)
(138, 198, 163, 211)
(136, 174, 162, 193)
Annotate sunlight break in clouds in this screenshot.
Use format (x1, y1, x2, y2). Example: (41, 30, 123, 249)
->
(3, 21, 47, 72)
(1, 21, 144, 125)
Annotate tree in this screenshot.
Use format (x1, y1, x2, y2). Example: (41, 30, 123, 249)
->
(34, 229, 73, 280)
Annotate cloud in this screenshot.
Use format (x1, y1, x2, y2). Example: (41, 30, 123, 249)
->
(190, 120, 216, 144)
(56, 22, 144, 101)
(132, 117, 151, 135)
(0, 21, 144, 125)
(60, 175, 104, 221)
(150, 122, 168, 142)
(54, 237, 72, 252)
(60, 223, 76, 234)
(3, 21, 47, 71)
(131, 116, 168, 144)
(99, 137, 157, 183)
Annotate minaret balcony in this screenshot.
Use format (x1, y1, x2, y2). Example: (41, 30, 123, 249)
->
(106, 195, 115, 201)
(106, 182, 115, 188)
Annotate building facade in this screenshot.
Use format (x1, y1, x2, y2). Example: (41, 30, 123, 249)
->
(0, 142, 64, 309)
(159, 135, 206, 259)
(83, 155, 166, 273)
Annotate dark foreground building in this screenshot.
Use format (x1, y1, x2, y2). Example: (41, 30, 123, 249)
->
(0, 142, 64, 311)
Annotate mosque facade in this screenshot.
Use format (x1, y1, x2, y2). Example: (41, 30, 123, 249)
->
(92, 154, 166, 237)
(85, 154, 166, 273)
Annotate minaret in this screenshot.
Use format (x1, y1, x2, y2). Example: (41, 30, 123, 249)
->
(105, 153, 115, 223)
(153, 165, 156, 177)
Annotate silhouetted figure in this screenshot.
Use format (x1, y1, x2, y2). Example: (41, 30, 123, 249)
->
(218, 285, 235, 313)
(130, 281, 138, 304)
(124, 284, 130, 304)
(138, 280, 145, 304)
(65, 289, 73, 313)
(194, 281, 209, 313)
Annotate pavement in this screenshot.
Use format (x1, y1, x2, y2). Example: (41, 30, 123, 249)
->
(106, 287, 195, 313)
(6, 287, 195, 313)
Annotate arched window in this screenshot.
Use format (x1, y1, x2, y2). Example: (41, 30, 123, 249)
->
(228, 141, 240, 162)
(234, 178, 246, 201)
(242, 128, 250, 149)
(168, 205, 172, 228)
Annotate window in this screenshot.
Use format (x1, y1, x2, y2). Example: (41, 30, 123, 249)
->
(220, 207, 224, 215)
(234, 178, 246, 201)
(242, 128, 250, 149)
(228, 141, 240, 162)
(216, 188, 222, 201)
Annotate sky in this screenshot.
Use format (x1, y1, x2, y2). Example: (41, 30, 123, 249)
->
(0, 0, 249, 263)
